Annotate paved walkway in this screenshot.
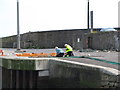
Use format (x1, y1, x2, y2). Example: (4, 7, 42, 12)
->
(1, 48, 119, 70)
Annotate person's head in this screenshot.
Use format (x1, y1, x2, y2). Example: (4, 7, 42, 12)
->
(55, 46, 58, 49)
(64, 44, 68, 47)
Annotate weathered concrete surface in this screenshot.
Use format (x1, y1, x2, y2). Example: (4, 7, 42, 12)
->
(1, 29, 120, 51)
(1, 48, 119, 70)
(85, 31, 120, 51)
(1, 29, 88, 49)
(0, 55, 120, 88)
(0, 48, 119, 88)
(1, 67, 49, 88)
(0, 56, 50, 70)
(0, 51, 119, 70)
(0, 56, 50, 88)
(49, 59, 120, 88)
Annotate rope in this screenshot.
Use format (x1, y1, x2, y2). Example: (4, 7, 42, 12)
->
(65, 56, 120, 65)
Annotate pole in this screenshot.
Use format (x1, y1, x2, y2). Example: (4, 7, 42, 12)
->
(90, 11, 93, 33)
(87, 0, 90, 32)
(17, 0, 20, 50)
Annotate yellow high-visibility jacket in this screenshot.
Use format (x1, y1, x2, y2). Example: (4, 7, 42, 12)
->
(66, 45, 73, 52)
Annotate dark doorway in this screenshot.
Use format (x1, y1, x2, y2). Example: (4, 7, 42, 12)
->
(88, 37, 92, 49)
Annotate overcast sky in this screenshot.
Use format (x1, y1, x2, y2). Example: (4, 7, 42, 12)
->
(0, 0, 119, 37)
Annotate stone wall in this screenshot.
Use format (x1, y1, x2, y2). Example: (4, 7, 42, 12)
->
(1, 29, 88, 50)
(1, 29, 120, 51)
(85, 31, 120, 51)
(2, 35, 17, 48)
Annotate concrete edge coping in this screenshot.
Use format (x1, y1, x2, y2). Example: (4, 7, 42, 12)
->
(50, 58, 120, 76)
(0, 56, 51, 70)
(0, 56, 54, 60)
(0, 56, 120, 76)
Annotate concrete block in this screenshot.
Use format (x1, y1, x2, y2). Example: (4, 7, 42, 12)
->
(49, 58, 120, 88)
(0, 56, 50, 70)
(38, 70, 49, 77)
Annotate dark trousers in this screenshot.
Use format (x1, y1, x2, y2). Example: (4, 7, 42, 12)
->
(65, 51, 74, 57)
(56, 53, 64, 57)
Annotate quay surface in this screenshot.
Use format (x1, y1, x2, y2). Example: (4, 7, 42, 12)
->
(1, 48, 119, 69)
(0, 48, 120, 88)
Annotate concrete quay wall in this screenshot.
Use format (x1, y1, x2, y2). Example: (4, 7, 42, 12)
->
(0, 57, 120, 88)
(85, 31, 120, 51)
(0, 57, 50, 88)
(0, 56, 49, 70)
(49, 59, 120, 88)
(1, 30, 120, 51)
(1, 29, 88, 50)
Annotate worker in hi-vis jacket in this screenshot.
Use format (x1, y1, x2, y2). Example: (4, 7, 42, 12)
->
(64, 44, 74, 57)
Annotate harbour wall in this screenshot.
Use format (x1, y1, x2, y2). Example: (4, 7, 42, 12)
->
(85, 31, 120, 51)
(1, 29, 88, 50)
(0, 56, 120, 88)
(1, 29, 120, 51)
